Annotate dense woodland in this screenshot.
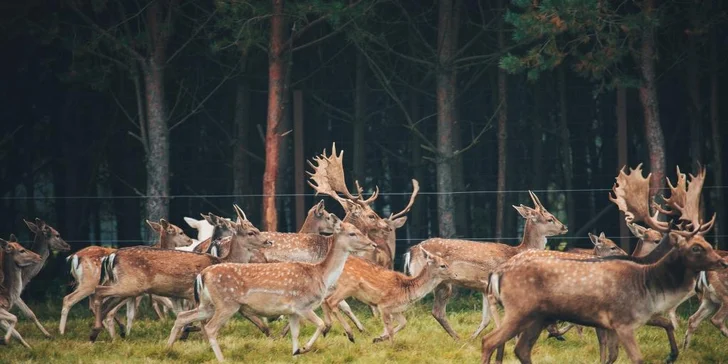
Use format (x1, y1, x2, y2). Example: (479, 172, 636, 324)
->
(1, 0, 726, 301)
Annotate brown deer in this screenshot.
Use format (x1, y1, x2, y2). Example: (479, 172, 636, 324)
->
(321, 250, 456, 343)
(481, 166, 725, 364)
(683, 259, 728, 350)
(59, 219, 194, 335)
(299, 199, 340, 235)
(89, 206, 271, 342)
(166, 221, 377, 362)
(0, 236, 42, 347)
(307, 143, 420, 267)
(15, 218, 70, 338)
(403, 191, 567, 340)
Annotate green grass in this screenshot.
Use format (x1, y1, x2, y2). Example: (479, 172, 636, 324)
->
(3, 295, 728, 363)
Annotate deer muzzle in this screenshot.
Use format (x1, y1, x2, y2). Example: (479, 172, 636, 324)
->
(719, 258, 728, 269)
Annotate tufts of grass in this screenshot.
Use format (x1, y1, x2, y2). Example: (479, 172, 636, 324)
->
(3, 295, 727, 363)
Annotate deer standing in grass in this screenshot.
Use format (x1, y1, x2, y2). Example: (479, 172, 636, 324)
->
(0, 236, 42, 348)
(89, 206, 271, 342)
(321, 250, 456, 343)
(166, 220, 377, 362)
(481, 166, 726, 364)
(59, 219, 195, 335)
(403, 191, 567, 340)
(16, 218, 71, 338)
(683, 255, 728, 349)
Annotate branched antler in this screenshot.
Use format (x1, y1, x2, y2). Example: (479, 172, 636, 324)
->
(390, 179, 420, 220)
(609, 164, 670, 232)
(307, 143, 380, 207)
(660, 165, 716, 236)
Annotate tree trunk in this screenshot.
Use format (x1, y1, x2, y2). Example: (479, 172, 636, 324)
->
(531, 80, 543, 189)
(435, 0, 458, 238)
(495, 0, 508, 240)
(353, 49, 367, 183)
(687, 6, 702, 173)
(616, 86, 630, 251)
(637, 0, 666, 198)
(709, 0, 724, 247)
(263, 0, 288, 232)
(558, 68, 575, 234)
(409, 91, 427, 242)
(233, 55, 251, 212)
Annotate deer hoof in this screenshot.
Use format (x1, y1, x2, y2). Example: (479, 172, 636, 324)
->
(0, 338, 7, 345)
(322, 325, 331, 337)
(293, 349, 301, 356)
(666, 353, 678, 363)
(89, 328, 102, 342)
(373, 336, 388, 343)
(184, 325, 201, 332)
(346, 332, 355, 343)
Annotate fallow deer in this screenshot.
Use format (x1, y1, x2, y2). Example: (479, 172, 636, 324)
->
(321, 250, 456, 343)
(59, 219, 194, 335)
(89, 206, 271, 342)
(16, 218, 70, 338)
(403, 191, 568, 340)
(166, 221, 377, 362)
(481, 166, 725, 364)
(683, 258, 728, 350)
(0, 236, 42, 348)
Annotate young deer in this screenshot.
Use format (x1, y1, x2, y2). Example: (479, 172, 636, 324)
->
(59, 219, 194, 335)
(563, 232, 626, 257)
(0, 236, 42, 348)
(403, 191, 567, 340)
(18, 218, 70, 338)
(321, 250, 456, 343)
(482, 166, 724, 364)
(307, 143, 419, 267)
(166, 221, 377, 362)
(89, 207, 271, 342)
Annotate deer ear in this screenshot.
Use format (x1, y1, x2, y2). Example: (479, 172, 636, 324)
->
(513, 205, 534, 219)
(588, 233, 599, 246)
(160, 219, 170, 229)
(599, 232, 606, 239)
(626, 223, 646, 239)
(201, 213, 215, 226)
(24, 219, 40, 234)
(421, 247, 434, 263)
(314, 200, 325, 215)
(391, 216, 407, 229)
(333, 220, 343, 233)
(35, 218, 46, 227)
(0, 238, 8, 250)
(9, 234, 18, 243)
(146, 220, 162, 233)
(184, 217, 199, 229)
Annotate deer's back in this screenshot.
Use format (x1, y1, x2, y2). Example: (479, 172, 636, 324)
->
(259, 232, 329, 263)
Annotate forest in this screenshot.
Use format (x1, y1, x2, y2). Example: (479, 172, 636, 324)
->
(1, 0, 726, 302)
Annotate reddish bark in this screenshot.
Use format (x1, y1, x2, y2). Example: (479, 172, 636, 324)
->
(495, 0, 508, 240)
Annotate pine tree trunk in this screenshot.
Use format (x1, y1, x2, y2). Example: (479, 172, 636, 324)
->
(495, 0, 508, 240)
(435, 0, 457, 238)
(531, 80, 543, 189)
(558, 68, 575, 234)
(637, 0, 666, 198)
(409, 92, 426, 242)
(616, 86, 630, 251)
(233, 79, 251, 211)
(263, 0, 288, 232)
(709, 0, 724, 247)
(353, 50, 367, 183)
(687, 6, 702, 173)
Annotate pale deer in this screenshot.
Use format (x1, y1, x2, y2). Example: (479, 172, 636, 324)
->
(16, 218, 70, 338)
(166, 221, 377, 362)
(321, 250, 456, 343)
(0, 236, 42, 348)
(59, 219, 194, 336)
(682, 251, 728, 349)
(307, 143, 419, 267)
(89, 206, 271, 342)
(402, 191, 567, 340)
(481, 166, 725, 364)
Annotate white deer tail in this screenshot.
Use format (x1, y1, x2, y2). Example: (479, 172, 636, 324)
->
(487, 273, 502, 303)
(403, 250, 411, 275)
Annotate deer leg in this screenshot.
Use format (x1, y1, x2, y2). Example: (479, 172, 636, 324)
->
(0, 319, 31, 348)
(432, 283, 460, 340)
(373, 311, 395, 343)
(0, 311, 31, 348)
(239, 310, 270, 337)
(279, 322, 290, 339)
(546, 322, 573, 340)
(289, 314, 302, 356)
(390, 312, 407, 338)
(613, 326, 643, 364)
(513, 319, 545, 364)
(60, 282, 96, 335)
(338, 300, 365, 332)
(167, 304, 215, 348)
(683, 297, 716, 350)
(298, 309, 326, 353)
(104, 297, 130, 339)
(595, 328, 620, 364)
(644, 315, 679, 363)
(709, 302, 728, 337)
(470, 293, 492, 339)
(481, 313, 534, 364)
(90, 292, 125, 342)
(14, 297, 51, 338)
(203, 304, 240, 363)
(331, 301, 356, 342)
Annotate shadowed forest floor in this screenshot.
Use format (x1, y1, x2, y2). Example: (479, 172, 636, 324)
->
(3, 295, 728, 363)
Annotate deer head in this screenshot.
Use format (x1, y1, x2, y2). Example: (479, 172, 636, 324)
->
(0, 237, 42, 267)
(201, 213, 236, 242)
(331, 220, 377, 254)
(23, 218, 70, 252)
(229, 204, 272, 249)
(589, 232, 626, 257)
(303, 199, 340, 235)
(673, 233, 728, 271)
(422, 248, 458, 280)
(146, 219, 194, 248)
(512, 191, 568, 236)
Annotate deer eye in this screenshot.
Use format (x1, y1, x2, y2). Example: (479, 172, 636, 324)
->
(439, 264, 447, 268)
(247, 231, 256, 236)
(610, 247, 617, 250)
(691, 246, 702, 253)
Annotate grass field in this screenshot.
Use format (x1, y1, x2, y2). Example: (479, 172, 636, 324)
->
(2, 295, 727, 363)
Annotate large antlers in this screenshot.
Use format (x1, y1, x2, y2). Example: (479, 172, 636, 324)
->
(307, 143, 379, 207)
(390, 179, 420, 220)
(658, 165, 716, 236)
(609, 164, 670, 232)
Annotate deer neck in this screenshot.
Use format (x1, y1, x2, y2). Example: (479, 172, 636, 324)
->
(317, 236, 353, 289)
(1, 253, 23, 308)
(394, 267, 444, 305)
(517, 220, 547, 250)
(221, 239, 255, 263)
(643, 249, 698, 306)
(298, 218, 316, 233)
(21, 235, 49, 287)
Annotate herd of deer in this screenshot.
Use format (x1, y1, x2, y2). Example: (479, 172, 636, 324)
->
(1, 143, 727, 364)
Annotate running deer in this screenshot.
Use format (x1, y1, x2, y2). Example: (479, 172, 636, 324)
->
(307, 143, 420, 266)
(179, 215, 230, 252)
(403, 191, 567, 340)
(16, 218, 70, 338)
(89, 206, 271, 342)
(481, 167, 726, 364)
(0, 236, 42, 348)
(321, 250, 456, 343)
(166, 221, 377, 362)
(683, 255, 728, 350)
(59, 219, 194, 335)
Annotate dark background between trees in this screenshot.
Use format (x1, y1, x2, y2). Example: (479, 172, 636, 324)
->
(1, 0, 726, 301)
